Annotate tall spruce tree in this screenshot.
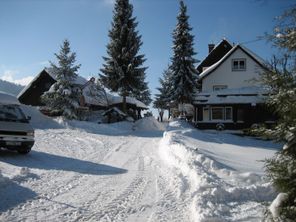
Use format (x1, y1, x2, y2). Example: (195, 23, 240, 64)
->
(153, 65, 173, 121)
(255, 6, 296, 221)
(41, 39, 81, 119)
(100, 0, 151, 112)
(170, 0, 198, 111)
(130, 72, 152, 106)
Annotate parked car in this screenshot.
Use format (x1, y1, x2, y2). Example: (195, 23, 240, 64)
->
(0, 92, 34, 154)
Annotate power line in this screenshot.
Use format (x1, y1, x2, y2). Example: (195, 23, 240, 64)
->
(239, 37, 265, 45)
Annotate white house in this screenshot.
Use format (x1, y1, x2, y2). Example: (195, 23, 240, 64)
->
(193, 40, 276, 130)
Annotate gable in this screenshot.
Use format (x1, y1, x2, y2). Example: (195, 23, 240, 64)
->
(201, 47, 265, 92)
(18, 70, 56, 106)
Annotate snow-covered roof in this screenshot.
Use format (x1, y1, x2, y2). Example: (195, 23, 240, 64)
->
(17, 69, 47, 99)
(196, 39, 233, 71)
(18, 69, 88, 100)
(81, 81, 148, 109)
(102, 107, 127, 117)
(108, 95, 148, 109)
(193, 87, 268, 105)
(45, 68, 87, 85)
(0, 91, 21, 105)
(199, 44, 266, 80)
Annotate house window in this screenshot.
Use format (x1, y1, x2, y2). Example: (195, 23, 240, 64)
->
(232, 59, 246, 71)
(211, 107, 224, 120)
(225, 107, 232, 120)
(203, 107, 209, 121)
(207, 107, 233, 121)
(213, 85, 227, 91)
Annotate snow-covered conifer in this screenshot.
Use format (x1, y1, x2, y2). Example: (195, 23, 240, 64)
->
(170, 0, 198, 108)
(258, 6, 296, 221)
(100, 0, 151, 112)
(130, 73, 152, 106)
(41, 39, 81, 119)
(153, 66, 173, 121)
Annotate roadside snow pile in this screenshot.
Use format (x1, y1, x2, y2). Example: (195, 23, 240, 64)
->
(20, 105, 63, 129)
(159, 121, 279, 221)
(0, 170, 10, 186)
(134, 117, 165, 131)
(59, 118, 134, 135)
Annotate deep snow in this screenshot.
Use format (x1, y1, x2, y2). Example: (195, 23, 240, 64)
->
(160, 121, 280, 221)
(0, 107, 281, 221)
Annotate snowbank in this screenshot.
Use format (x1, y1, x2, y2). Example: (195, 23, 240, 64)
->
(58, 118, 134, 136)
(134, 117, 165, 131)
(20, 105, 63, 129)
(0, 170, 10, 186)
(159, 120, 279, 221)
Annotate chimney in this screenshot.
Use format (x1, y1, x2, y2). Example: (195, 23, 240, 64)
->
(208, 44, 215, 54)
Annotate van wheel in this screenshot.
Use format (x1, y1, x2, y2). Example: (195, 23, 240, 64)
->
(17, 147, 31, 154)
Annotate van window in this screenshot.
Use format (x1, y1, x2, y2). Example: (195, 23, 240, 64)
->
(0, 105, 27, 122)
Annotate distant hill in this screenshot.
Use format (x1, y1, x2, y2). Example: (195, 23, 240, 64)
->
(0, 79, 24, 96)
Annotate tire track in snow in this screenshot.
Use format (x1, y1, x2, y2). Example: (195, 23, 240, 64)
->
(77, 154, 148, 222)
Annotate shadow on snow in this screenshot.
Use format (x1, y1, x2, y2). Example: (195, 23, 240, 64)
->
(0, 150, 128, 176)
(0, 179, 37, 213)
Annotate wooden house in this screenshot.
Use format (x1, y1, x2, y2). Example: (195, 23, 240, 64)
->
(18, 69, 87, 106)
(193, 40, 276, 130)
(18, 69, 147, 119)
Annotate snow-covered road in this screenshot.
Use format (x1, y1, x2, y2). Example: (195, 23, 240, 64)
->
(0, 119, 195, 221)
(0, 115, 281, 221)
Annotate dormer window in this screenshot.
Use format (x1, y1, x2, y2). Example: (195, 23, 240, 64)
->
(232, 59, 246, 71)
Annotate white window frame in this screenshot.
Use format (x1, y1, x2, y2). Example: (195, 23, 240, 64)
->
(203, 107, 210, 121)
(232, 58, 246, 71)
(195, 107, 198, 122)
(200, 106, 233, 122)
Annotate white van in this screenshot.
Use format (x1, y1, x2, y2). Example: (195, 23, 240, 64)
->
(0, 92, 34, 154)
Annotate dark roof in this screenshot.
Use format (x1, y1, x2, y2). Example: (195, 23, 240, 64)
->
(197, 39, 233, 74)
(18, 69, 88, 106)
(17, 69, 56, 106)
(199, 44, 267, 80)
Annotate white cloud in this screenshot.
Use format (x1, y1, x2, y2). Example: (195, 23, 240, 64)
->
(0, 70, 34, 86)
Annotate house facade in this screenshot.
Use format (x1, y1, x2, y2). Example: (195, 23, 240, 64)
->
(193, 40, 276, 130)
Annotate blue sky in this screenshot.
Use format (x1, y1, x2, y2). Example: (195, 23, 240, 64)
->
(0, 0, 294, 98)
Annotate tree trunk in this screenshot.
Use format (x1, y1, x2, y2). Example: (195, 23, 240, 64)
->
(122, 95, 127, 114)
(160, 113, 163, 122)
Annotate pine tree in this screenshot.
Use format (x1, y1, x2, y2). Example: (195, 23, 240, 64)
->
(257, 6, 296, 221)
(41, 39, 81, 119)
(170, 0, 198, 111)
(153, 65, 173, 121)
(100, 0, 151, 112)
(130, 72, 152, 106)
